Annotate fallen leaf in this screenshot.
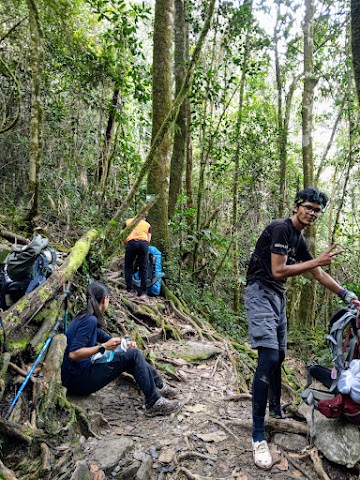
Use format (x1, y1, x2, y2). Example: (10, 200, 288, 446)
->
(185, 404, 207, 413)
(158, 447, 175, 463)
(293, 469, 303, 478)
(195, 431, 228, 443)
(205, 444, 218, 455)
(92, 472, 105, 480)
(273, 455, 289, 471)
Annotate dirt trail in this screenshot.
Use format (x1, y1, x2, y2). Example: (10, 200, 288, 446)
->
(74, 293, 358, 480)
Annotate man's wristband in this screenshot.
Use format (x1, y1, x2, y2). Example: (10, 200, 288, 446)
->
(98, 344, 106, 354)
(338, 288, 347, 300)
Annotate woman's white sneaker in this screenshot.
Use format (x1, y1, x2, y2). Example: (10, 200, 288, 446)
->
(252, 439, 272, 469)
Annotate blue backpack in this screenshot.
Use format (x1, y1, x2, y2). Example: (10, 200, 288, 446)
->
(132, 246, 164, 296)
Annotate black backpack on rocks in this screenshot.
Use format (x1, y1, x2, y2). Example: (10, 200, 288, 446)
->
(0, 235, 57, 310)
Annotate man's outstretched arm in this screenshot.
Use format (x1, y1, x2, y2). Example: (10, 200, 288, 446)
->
(271, 243, 343, 281)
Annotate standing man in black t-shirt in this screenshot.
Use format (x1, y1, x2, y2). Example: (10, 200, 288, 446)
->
(246, 186, 359, 470)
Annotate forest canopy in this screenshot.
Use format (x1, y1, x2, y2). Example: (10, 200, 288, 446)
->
(1, 0, 360, 333)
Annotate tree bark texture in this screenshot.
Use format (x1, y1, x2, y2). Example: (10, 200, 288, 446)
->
(147, 0, 174, 256)
(231, 0, 253, 311)
(274, 0, 286, 217)
(96, 87, 120, 188)
(351, 0, 360, 105)
(26, 0, 44, 221)
(302, 0, 316, 187)
(299, 0, 317, 328)
(168, 0, 188, 219)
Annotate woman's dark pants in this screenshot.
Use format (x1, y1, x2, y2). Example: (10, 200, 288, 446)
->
(66, 349, 162, 407)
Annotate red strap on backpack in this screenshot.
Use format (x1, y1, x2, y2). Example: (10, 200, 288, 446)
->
(317, 393, 344, 419)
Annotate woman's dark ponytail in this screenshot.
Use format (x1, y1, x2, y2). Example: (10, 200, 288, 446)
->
(76, 281, 109, 327)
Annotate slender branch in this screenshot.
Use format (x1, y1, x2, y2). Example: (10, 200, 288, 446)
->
(0, 17, 28, 44)
(0, 57, 21, 133)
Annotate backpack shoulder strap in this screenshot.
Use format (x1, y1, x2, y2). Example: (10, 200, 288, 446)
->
(301, 387, 336, 407)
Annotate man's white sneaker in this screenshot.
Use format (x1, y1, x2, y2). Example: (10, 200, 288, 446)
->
(252, 439, 272, 470)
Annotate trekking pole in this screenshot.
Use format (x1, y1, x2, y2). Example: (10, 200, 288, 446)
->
(4, 317, 63, 420)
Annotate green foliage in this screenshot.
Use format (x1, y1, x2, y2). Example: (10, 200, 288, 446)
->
(288, 324, 332, 365)
(165, 255, 248, 343)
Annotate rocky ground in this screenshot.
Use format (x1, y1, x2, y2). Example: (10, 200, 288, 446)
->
(59, 291, 360, 480)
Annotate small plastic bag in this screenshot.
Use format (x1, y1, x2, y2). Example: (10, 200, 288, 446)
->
(338, 360, 360, 403)
(91, 349, 115, 364)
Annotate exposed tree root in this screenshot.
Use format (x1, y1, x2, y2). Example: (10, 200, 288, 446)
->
(228, 418, 309, 435)
(308, 448, 331, 480)
(8, 362, 39, 383)
(279, 447, 315, 480)
(40, 442, 52, 474)
(178, 466, 229, 480)
(0, 417, 41, 445)
(177, 451, 217, 462)
(223, 393, 252, 401)
(168, 301, 204, 340)
(0, 352, 11, 396)
(0, 459, 19, 480)
(209, 417, 242, 445)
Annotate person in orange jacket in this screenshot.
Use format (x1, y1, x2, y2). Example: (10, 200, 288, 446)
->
(124, 216, 152, 297)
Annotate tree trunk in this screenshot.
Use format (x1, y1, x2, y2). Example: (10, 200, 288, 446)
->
(168, 0, 188, 219)
(25, 0, 44, 223)
(301, 0, 317, 187)
(298, 0, 317, 328)
(96, 87, 120, 189)
(351, 0, 360, 105)
(105, 0, 216, 240)
(231, 0, 253, 311)
(274, 1, 300, 217)
(274, 0, 286, 216)
(314, 95, 346, 184)
(147, 0, 174, 257)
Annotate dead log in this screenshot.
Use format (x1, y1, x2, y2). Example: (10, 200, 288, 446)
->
(35, 334, 72, 433)
(0, 230, 29, 245)
(28, 298, 63, 351)
(0, 352, 11, 397)
(2, 228, 99, 336)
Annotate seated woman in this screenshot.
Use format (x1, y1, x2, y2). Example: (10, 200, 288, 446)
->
(61, 281, 181, 416)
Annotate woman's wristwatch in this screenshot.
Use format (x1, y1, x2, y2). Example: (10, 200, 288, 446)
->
(98, 344, 106, 354)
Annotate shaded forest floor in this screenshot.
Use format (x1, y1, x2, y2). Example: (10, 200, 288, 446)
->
(26, 282, 359, 480)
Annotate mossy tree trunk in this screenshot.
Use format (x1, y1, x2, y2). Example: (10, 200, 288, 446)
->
(147, 0, 174, 257)
(231, 0, 253, 312)
(104, 0, 216, 245)
(168, 0, 188, 219)
(25, 0, 44, 224)
(351, 0, 360, 105)
(298, 0, 317, 328)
